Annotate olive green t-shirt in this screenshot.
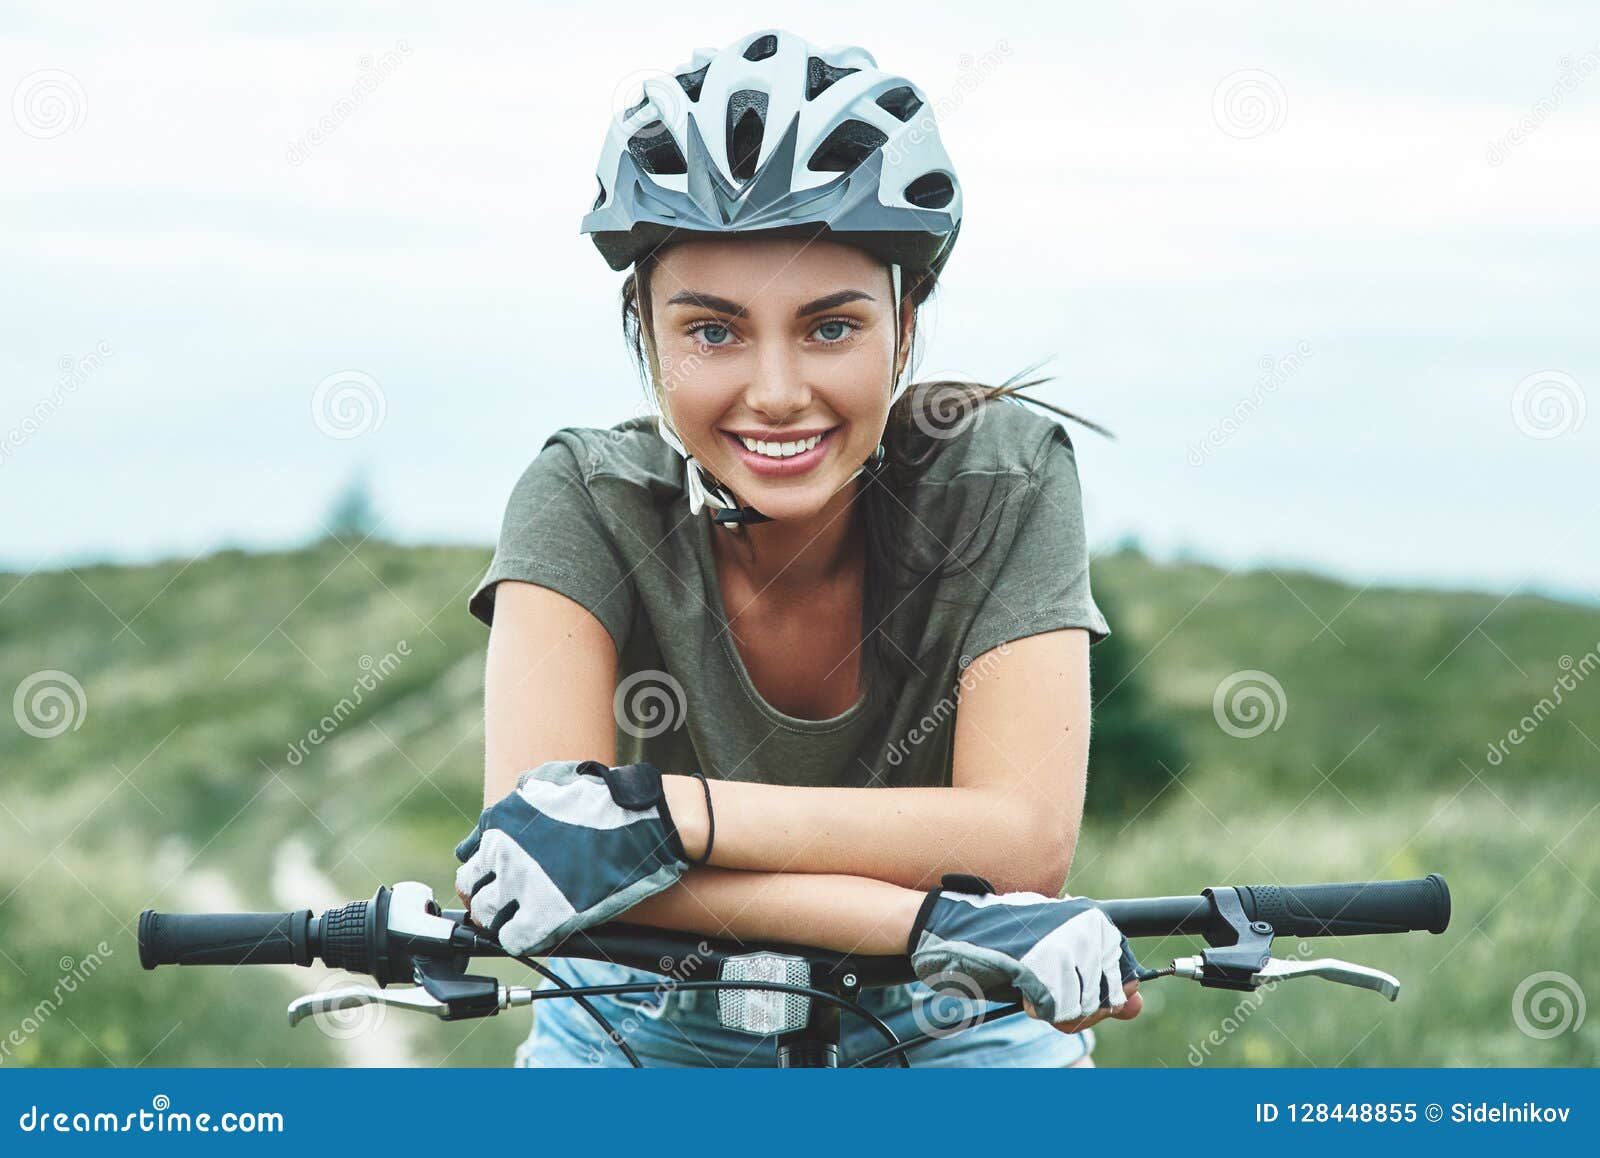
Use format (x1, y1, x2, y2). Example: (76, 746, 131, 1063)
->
(468, 397, 1109, 790)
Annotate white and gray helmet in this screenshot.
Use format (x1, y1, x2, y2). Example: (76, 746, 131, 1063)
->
(581, 27, 963, 278)
(582, 29, 962, 526)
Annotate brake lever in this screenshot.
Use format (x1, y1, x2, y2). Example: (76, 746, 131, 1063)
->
(1170, 954, 1400, 1001)
(287, 983, 537, 1027)
(1144, 885, 1403, 1001)
(288, 984, 450, 1027)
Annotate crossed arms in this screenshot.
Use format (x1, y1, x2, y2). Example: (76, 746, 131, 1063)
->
(479, 580, 1094, 954)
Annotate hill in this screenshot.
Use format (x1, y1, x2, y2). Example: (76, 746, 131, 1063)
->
(1, 542, 1595, 1066)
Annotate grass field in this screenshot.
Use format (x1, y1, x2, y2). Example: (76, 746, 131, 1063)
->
(2, 541, 1595, 1066)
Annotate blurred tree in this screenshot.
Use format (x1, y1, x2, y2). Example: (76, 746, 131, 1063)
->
(322, 472, 381, 547)
(1085, 584, 1187, 818)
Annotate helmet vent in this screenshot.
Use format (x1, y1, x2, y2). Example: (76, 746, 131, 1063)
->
(743, 34, 778, 62)
(903, 171, 954, 209)
(627, 120, 687, 175)
(623, 93, 650, 121)
(676, 64, 708, 101)
(805, 56, 859, 100)
(592, 178, 607, 210)
(807, 119, 887, 172)
(875, 86, 923, 123)
(726, 89, 768, 181)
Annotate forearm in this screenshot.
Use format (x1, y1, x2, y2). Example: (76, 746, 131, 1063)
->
(624, 866, 927, 957)
(661, 777, 1073, 895)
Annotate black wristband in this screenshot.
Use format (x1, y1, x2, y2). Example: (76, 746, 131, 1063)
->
(685, 770, 715, 866)
(906, 887, 945, 958)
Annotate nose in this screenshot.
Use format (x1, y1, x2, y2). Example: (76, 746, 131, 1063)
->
(742, 343, 811, 423)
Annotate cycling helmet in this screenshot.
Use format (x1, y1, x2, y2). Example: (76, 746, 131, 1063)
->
(580, 28, 963, 527)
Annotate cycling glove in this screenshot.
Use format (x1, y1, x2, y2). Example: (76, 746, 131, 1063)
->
(907, 874, 1138, 1024)
(454, 760, 690, 956)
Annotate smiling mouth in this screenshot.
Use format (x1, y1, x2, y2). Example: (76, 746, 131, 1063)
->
(719, 426, 840, 475)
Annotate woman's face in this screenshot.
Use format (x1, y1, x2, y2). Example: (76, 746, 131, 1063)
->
(647, 235, 909, 522)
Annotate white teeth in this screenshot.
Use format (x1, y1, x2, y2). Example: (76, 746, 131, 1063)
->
(738, 432, 823, 458)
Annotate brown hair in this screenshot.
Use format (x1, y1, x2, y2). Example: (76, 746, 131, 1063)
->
(619, 247, 1106, 724)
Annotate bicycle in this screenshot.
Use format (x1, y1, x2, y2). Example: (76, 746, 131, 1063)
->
(138, 873, 1451, 1067)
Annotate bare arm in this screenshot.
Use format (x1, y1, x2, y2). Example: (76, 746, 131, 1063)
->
(482, 582, 1088, 913)
(482, 580, 621, 791)
(625, 865, 924, 956)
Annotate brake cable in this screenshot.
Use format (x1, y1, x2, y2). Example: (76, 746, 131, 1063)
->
(848, 1001, 1027, 1068)
(516, 956, 643, 1068)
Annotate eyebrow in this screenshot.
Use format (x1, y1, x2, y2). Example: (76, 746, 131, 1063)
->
(663, 288, 875, 319)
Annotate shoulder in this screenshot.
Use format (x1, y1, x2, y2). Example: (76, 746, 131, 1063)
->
(897, 392, 1091, 566)
(513, 415, 685, 504)
(918, 393, 1079, 487)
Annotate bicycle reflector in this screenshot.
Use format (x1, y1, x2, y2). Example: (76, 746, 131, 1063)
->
(716, 952, 811, 1035)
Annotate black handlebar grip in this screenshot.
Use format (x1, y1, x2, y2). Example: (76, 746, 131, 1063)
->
(1238, 873, 1450, 937)
(138, 909, 315, 968)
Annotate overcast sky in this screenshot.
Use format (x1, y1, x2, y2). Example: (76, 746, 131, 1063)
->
(2, 2, 1596, 601)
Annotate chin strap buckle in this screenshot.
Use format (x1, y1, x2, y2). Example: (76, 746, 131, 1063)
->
(712, 505, 772, 526)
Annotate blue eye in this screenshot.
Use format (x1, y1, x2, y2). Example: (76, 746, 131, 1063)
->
(814, 318, 858, 343)
(692, 322, 733, 347)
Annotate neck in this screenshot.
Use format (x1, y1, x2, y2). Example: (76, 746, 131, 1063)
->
(712, 477, 865, 592)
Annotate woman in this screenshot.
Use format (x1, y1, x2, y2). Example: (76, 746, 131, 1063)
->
(460, 28, 1142, 1067)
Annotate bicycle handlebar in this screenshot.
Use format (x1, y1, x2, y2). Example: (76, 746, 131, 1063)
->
(136, 874, 1450, 1066)
(138, 874, 1450, 985)
(139, 909, 316, 968)
(1236, 875, 1450, 937)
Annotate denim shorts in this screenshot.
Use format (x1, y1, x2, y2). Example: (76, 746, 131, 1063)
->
(512, 957, 1095, 1068)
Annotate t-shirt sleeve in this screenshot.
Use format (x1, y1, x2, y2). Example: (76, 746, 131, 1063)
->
(959, 429, 1110, 662)
(467, 438, 637, 655)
